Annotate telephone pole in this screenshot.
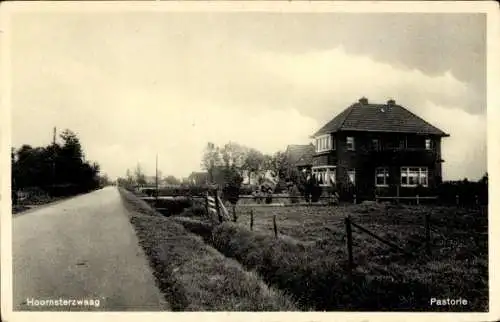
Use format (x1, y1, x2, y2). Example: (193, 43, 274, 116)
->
(155, 153, 159, 206)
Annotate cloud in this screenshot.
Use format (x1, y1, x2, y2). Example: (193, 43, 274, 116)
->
(10, 12, 486, 181)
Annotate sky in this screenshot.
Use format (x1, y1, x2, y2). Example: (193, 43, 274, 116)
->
(9, 11, 487, 181)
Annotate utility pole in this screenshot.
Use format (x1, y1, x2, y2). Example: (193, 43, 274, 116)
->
(155, 153, 159, 206)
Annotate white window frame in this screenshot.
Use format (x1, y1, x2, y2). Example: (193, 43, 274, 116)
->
(315, 134, 334, 153)
(400, 167, 428, 187)
(347, 136, 355, 151)
(375, 167, 389, 187)
(425, 138, 433, 150)
(348, 169, 356, 185)
(312, 166, 336, 187)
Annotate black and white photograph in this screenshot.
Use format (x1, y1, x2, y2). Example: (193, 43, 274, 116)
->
(1, 1, 498, 321)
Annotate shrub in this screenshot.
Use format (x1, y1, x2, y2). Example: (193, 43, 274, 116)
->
(153, 198, 193, 216)
(179, 203, 207, 218)
(239, 185, 254, 195)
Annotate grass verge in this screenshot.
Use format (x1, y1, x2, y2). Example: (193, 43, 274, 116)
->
(174, 205, 488, 311)
(118, 188, 298, 311)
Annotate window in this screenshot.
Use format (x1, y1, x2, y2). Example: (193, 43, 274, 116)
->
(375, 167, 389, 186)
(399, 136, 407, 149)
(348, 169, 356, 185)
(315, 135, 334, 153)
(401, 167, 428, 187)
(312, 166, 336, 186)
(347, 137, 355, 151)
(371, 139, 380, 151)
(425, 139, 433, 150)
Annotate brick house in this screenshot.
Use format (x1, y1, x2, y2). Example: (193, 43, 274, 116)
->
(310, 97, 449, 198)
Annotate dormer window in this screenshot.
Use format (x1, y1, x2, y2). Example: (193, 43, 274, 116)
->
(315, 134, 334, 153)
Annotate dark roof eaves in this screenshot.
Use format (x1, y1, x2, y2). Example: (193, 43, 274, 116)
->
(312, 103, 356, 137)
(339, 128, 450, 136)
(313, 102, 450, 137)
(394, 104, 449, 136)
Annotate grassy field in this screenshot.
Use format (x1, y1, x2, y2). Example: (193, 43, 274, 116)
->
(174, 202, 488, 311)
(118, 188, 298, 311)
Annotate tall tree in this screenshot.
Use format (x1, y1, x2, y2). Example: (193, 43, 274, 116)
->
(242, 148, 266, 173)
(134, 163, 147, 186)
(201, 142, 223, 183)
(12, 129, 101, 196)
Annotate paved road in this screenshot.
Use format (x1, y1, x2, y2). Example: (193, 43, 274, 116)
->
(12, 186, 169, 311)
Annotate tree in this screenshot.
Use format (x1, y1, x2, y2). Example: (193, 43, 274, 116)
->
(242, 148, 266, 173)
(221, 165, 244, 220)
(221, 142, 248, 168)
(164, 175, 181, 185)
(98, 173, 110, 187)
(201, 142, 223, 183)
(60, 129, 84, 161)
(125, 169, 134, 186)
(11, 129, 101, 196)
(480, 172, 488, 185)
(11, 147, 18, 205)
(134, 163, 147, 186)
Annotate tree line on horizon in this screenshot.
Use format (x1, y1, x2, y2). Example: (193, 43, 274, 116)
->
(11, 129, 107, 203)
(117, 140, 488, 205)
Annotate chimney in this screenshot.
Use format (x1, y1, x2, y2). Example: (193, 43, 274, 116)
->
(358, 97, 368, 105)
(387, 99, 396, 106)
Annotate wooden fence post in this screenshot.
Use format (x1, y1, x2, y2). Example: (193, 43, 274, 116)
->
(205, 192, 209, 216)
(273, 214, 278, 238)
(250, 209, 254, 231)
(232, 204, 237, 222)
(345, 216, 354, 271)
(425, 213, 431, 255)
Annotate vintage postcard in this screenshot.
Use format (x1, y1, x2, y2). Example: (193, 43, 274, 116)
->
(1, 1, 498, 322)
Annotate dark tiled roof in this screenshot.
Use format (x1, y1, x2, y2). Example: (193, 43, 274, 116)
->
(313, 99, 450, 137)
(296, 153, 313, 167)
(286, 144, 315, 166)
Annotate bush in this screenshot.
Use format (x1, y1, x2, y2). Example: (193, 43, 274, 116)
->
(239, 185, 254, 195)
(436, 179, 488, 206)
(153, 197, 193, 216)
